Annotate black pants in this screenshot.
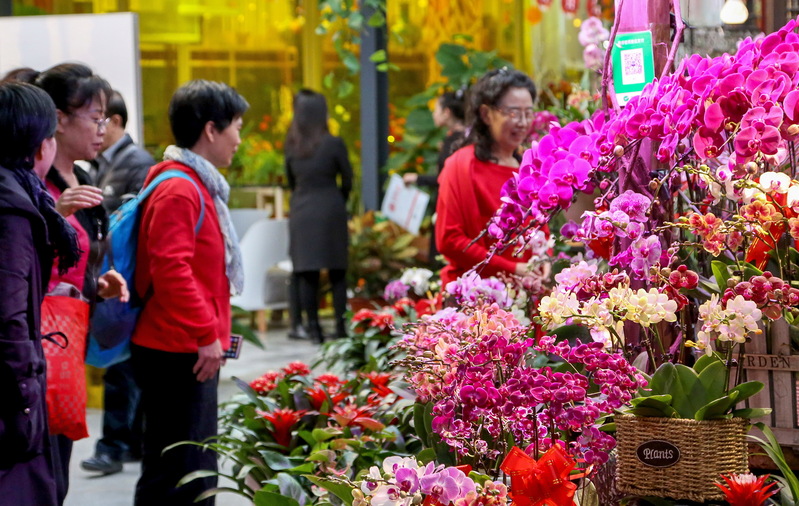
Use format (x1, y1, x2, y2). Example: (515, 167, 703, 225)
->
(296, 269, 347, 334)
(96, 358, 142, 460)
(49, 434, 72, 505)
(131, 345, 218, 506)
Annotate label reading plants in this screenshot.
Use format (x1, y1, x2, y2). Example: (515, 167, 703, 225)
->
(635, 440, 681, 468)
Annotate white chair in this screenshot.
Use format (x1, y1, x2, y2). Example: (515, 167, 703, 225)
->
(230, 218, 291, 331)
(230, 208, 272, 239)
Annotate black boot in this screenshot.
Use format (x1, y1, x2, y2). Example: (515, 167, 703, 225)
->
(308, 320, 324, 344)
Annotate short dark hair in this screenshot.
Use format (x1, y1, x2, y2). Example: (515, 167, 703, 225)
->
(465, 68, 537, 163)
(34, 63, 112, 114)
(107, 90, 128, 128)
(168, 80, 249, 149)
(285, 89, 329, 159)
(0, 82, 57, 171)
(0, 67, 40, 84)
(439, 90, 466, 123)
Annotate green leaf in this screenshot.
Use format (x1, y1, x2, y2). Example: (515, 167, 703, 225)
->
(751, 423, 799, 502)
(743, 262, 763, 279)
(311, 428, 338, 442)
(413, 402, 430, 446)
(369, 49, 387, 62)
(176, 469, 220, 487)
(323, 72, 335, 90)
(728, 380, 765, 405)
(276, 472, 308, 505)
(342, 52, 360, 74)
(337, 80, 355, 98)
(672, 364, 704, 418)
(254, 490, 300, 506)
(732, 407, 772, 419)
(711, 260, 731, 293)
(306, 476, 355, 506)
(259, 450, 295, 471)
(694, 391, 739, 420)
(630, 394, 673, 406)
(647, 362, 678, 396)
(417, 447, 437, 463)
(693, 353, 720, 374)
(697, 360, 728, 400)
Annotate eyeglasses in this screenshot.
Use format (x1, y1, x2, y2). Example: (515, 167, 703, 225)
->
(72, 113, 110, 131)
(492, 106, 535, 123)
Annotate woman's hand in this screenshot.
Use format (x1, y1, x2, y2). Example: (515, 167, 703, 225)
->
(55, 185, 103, 217)
(194, 340, 225, 382)
(98, 270, 129, 302)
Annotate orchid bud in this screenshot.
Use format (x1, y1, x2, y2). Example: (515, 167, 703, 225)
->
(648, 180, 659, 191)
(613, 145, 625, 157)
(746, 161, 758, 174)
(788, 124, 799, 137)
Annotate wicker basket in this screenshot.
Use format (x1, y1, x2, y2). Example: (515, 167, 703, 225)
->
(615, 415, 749, 502)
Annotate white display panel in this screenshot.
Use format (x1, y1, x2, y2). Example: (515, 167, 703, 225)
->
(0, 12, 143, 144)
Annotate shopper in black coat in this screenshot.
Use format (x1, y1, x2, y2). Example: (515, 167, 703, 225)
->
(0, 82, 81, 506)
(285, 89, 353, 342)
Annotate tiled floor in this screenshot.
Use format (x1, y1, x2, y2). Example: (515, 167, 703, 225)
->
(64, 325, 319, 506)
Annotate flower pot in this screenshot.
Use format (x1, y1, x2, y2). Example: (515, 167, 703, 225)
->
(615, 415, 749, 502)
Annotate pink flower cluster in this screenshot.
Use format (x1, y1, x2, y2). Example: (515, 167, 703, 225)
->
(353, 456, 508, 506)
(400, 300, 645, 468)
(723, 272, 799, 320)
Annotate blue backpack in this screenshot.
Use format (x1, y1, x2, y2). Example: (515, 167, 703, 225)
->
(85, 169, 205, 368)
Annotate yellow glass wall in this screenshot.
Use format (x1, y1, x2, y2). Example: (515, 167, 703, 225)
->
(12, 0, 584, 153)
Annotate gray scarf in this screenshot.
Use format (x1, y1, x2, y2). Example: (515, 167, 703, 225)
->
(163, 145, 244, 295)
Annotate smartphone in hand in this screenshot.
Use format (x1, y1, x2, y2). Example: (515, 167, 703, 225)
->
(223, 334, 243, 359)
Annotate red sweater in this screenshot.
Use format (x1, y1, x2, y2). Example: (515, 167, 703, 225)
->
(436, 145, 529, 286)
(132, 161, 231, 353)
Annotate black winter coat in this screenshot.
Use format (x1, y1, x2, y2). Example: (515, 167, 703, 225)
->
(0, 167, 58, 505)
(92, 133, 155, 212)
(286, 135, 353, 272)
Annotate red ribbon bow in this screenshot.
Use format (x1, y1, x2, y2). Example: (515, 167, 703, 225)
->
(500, 446, 577, 506)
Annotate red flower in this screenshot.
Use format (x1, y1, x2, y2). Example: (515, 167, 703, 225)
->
(362, 371, 394, 397)
(326, 402, 385, 431)
(414, 298, 438, 317)
(369, 312, 395, 332)
(282, 361, 311, 376)
(715, 473, 779, 506)
(315, 373, 344, 388)
(250, 371, 283, 394)
(306, 386, 348, 410)
(391, 297, 415, 316)
(257, 408, 308, 448)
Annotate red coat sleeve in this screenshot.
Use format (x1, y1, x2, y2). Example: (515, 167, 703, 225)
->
(139, 181, 218, 347)
(435, 151, 518, 279)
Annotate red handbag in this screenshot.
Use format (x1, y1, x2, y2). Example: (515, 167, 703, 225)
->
(41, 283, 90, 441)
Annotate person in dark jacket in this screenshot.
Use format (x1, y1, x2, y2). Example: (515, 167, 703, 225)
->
(0, 82, 81, 506)
(285, 89, 353, 342)
(81, 90, 154, 476)
(90, 90, 155, 211)
(403, 89, 467, 267)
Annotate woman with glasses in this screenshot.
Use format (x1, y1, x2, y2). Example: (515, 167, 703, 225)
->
(436, 68, 537, 286)
(33, 63, 128, 505)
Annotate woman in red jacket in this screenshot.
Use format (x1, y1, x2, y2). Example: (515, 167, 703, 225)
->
(436, 68, 537, 286)
(131, 80, 248, 506)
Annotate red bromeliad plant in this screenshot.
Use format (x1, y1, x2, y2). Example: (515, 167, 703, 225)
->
(179, 362, 420, 504)
(716, 473, 779, 506)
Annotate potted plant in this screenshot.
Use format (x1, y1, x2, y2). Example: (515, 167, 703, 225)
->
(347, 211, 420, 303)
(615, 352, 771, 502)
